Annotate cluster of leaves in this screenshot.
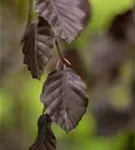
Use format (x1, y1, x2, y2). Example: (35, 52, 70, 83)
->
(21, 0, 90, 150)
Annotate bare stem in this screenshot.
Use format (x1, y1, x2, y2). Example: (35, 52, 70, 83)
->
(55, 39, 71, 66)
(42, 105, 45, 114)
(27, 0, 33, 27)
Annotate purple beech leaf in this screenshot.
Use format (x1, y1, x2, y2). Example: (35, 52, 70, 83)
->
(29, 114, 56, 150)
(40, 67, 89, 132)
(36, 0, 91, 43)
(21, 17, 55, 79)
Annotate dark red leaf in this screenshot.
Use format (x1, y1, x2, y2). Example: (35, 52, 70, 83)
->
(36, 0, 91, 43)
(22, 17, 55, 79)
(29, 114, 56, 150)
(40, 67, 89, 132)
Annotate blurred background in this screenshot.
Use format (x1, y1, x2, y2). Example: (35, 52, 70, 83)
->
(0, 0, 135, 150)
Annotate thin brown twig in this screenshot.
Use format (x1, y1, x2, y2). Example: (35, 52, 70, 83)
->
(42, 105, 46, 114)
(55, 39, 71, 67)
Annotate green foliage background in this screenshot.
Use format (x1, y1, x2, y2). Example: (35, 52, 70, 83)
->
(0, 0, 134, 150)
